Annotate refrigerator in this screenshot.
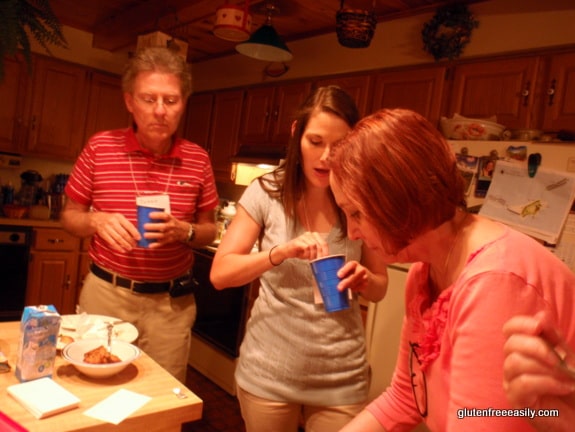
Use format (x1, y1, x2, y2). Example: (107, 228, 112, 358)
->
(364, 139, 575, 432)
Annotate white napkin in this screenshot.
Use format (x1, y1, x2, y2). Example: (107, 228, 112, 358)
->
(83, 389, 150, 425)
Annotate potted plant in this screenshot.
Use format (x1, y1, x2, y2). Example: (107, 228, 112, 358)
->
(0, 0, 67, 80)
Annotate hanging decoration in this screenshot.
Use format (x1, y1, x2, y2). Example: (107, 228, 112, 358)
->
(213, 1, 252, 42)
(336, 0, 377, 48)
(421, 3, 479, 61)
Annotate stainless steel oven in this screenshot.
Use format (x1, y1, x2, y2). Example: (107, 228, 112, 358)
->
(0, 225, 32, 321)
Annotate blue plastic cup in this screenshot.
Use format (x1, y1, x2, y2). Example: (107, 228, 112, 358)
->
(310, 254, 349, 313)
(137, 205, 163, 247)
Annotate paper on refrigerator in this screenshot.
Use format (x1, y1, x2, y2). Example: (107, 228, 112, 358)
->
(479, 160, 575, 244)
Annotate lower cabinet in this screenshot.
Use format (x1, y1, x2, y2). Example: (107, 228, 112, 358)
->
(26, 228, 81, 315)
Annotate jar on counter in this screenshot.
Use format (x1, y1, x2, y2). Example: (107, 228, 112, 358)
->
(218, 201, 237, 240)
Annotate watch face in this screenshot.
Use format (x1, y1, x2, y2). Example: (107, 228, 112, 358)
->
(187, 224, 195, 242)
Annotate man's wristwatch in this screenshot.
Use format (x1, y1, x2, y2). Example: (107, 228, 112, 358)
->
(186, 223, 195, 242)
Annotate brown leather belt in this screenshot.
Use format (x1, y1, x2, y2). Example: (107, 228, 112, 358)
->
(90, 263, 188, 294)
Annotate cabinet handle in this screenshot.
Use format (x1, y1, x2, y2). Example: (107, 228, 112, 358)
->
(48, 238, 64, 244)
(521, 81, 530, 107)
(64, 275, 71, 289)
(272, 108, 279, 120)
(547, 79, 556, 106)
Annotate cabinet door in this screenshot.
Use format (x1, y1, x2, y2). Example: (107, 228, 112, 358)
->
(542, 52, 575, 131)
(269, 81, 312, 148)
(238, 82, 311, 158)
(83, 72, 130, 150)
(0, 56, 29, 153)
(448, 57, 539, 129)
(184, 92, 214, 149)
(238, 86, 275, 146)
(371, 66, 446, 127)
(27, 251, 79, 315)
(315, 74, 372, 117)
(26, 57, 89, 160)
(209, 90, 244, 183)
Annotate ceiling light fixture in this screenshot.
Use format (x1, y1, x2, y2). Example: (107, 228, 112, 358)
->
(236, 2, 292, 62)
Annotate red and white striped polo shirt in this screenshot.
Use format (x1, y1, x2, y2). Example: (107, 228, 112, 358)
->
(65, 128, 219, 281)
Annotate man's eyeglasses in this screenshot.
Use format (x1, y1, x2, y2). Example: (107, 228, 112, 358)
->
(409, 341, 428, 417)
(134, 94, 181, 110)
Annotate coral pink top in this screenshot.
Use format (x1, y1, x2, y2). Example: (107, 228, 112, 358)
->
(367, 226, 575, 431)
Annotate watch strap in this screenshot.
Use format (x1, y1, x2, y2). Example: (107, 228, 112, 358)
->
(186, 223, 195, 242)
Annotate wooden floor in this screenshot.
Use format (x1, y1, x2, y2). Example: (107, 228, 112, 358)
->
(182, 366, 246, 432)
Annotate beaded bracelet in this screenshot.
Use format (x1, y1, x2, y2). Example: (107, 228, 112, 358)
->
(268, 245, 283, 266)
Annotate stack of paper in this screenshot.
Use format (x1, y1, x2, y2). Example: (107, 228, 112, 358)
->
(7, 377, 80, 419)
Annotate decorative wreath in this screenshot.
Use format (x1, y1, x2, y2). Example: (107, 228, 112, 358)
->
(422, 3, 479, 61)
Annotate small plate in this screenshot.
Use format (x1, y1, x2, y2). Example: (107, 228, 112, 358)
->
(58, 314, 138, 350)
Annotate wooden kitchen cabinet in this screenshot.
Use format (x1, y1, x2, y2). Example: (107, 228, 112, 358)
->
(76, 237, 92, 298)
(208, 89, 244, 183)
(541, 51, 575, 131)
(25, 56, 89, 161)
(0, 56, 31, 154)
(314, 74, 373, 117)
(447, 56, 540, 130)
(83, 71, 130, 147)
(27, 228, 80, 315)
(371, 65, 447, 127)
(238, 81, 311, 158)
(184, 92, 214, 149)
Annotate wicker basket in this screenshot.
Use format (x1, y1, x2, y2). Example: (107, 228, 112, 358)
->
(336, 1, 377, 48)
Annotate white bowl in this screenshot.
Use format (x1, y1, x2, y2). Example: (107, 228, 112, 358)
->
(62, 338, 140, 378)
(440, 113, 506, 140)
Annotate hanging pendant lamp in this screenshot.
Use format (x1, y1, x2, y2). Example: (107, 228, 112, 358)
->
(236, 3, 292, 62)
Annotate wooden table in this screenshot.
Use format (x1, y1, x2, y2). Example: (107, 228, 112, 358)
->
(0, 321, 203, 431)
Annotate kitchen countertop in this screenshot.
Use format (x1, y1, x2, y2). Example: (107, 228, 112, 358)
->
(0, 217, 62, 228)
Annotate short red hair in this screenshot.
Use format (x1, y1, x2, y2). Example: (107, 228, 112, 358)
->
(330, 108, 466, 253)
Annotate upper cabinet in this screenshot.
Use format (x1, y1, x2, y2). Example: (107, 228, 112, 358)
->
(0, 56, 30, 154)
(315, 74, 372, 117)
(238, 81, 311, 158)
(541, 51, 575, 131)
(0, 54, 126, 161)
(371, 66, 447, 127)
(447, 56, 539, 130)
(208, 90, 244, 183)
(25, 56, 89, 160)
(184, 93, 214, 150)
(83, 71, 131, 148)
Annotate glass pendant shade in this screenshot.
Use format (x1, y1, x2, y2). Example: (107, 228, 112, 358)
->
(236, 24, 292, 62)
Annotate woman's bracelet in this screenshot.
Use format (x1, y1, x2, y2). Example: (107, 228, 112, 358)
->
(268, 245, 283, 266)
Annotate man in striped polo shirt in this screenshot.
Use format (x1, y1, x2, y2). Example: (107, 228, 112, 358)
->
(60, 47, 219, 382)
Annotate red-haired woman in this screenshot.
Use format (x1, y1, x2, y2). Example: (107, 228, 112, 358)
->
(330, 108, 575, 432)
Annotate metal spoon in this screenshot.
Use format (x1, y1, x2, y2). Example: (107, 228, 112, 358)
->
(106, 322, 114, 353)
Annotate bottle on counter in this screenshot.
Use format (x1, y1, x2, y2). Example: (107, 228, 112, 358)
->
(2, 182, 14, 205)
(219, 201, 237, 240)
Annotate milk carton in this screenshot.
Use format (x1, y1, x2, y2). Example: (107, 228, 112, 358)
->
(15, 305, 61, 382)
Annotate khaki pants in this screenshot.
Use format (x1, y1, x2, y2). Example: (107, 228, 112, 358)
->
(78, 272, 197, 383)
(236, 385, 365, 432)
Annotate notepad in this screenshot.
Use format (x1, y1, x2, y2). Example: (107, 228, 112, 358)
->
(7, 377, 80, 419)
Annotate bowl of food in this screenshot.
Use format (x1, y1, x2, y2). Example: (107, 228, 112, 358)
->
(62, 338, 140, 378)
(2, 204, 28, 219)
(440, 113, 506, 141)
